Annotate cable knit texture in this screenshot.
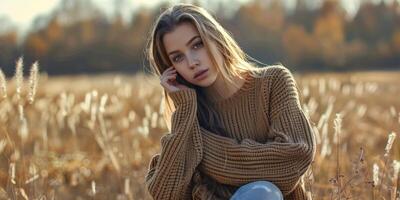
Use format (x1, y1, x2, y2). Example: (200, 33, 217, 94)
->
(145, 65, 316, 200)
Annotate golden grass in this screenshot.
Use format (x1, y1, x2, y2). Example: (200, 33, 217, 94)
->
(0, 60, 399, 199)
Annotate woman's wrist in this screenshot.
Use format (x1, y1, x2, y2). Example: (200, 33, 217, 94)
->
(168, 88, 197, 106)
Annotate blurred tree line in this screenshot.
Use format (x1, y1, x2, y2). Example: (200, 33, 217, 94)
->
(0, 0, 400, 76)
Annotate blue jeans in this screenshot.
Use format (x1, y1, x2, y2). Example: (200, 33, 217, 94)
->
(230, 181, 283, 200)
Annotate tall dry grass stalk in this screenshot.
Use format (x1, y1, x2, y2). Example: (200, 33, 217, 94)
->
(392, 160, 400, 200)
(14, 57, 23, 101)
(19, 188, 28, 200)
(9, 162, 16, 185)
(333, 113, 343, 199)
(91, 180, 96, 197)
(373, 163, 380, 194)
(124, 177, 133, 200)
(384, 132, 396, 157)
(0, 139, 7, 155)
(378, 132, 397, 196)
(0, 69, 7, 99)
(28, 61, 39, 104)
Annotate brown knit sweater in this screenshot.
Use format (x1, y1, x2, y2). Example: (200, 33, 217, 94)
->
(145, 65, 316, 200)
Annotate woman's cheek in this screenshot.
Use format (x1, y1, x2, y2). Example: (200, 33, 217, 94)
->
(199, 48, 209, 60)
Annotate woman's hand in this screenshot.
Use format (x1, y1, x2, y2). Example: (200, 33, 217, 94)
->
(160, 67, 190, 93)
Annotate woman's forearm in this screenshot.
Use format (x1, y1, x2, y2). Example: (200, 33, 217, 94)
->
(145, 89, 203, 200)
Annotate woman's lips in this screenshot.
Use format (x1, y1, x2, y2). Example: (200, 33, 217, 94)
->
(194, 69, 209, 80)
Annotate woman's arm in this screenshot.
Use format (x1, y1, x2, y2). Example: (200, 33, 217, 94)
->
(145, 89, 203, 200)
(198, 66, 316, 196)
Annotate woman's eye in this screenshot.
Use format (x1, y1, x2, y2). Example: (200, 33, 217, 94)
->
(193, 41, 204, 49)
(172, 55, 182, 63)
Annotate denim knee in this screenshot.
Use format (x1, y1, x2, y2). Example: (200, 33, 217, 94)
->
(230, 181, 283, 200)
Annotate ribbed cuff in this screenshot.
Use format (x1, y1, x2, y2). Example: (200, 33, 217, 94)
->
(169, 89, 196, 106)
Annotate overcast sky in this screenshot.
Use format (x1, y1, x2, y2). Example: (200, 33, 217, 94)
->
(0, 0, 156, 27)
(1, 0, 392, 33)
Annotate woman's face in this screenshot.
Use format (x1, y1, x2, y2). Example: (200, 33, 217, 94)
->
(162, 22, 223, 87)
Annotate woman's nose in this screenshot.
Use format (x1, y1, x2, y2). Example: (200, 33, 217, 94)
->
(187, 54, 200, 69)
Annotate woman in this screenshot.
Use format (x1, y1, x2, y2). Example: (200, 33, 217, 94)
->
(144, 3, 316, 200)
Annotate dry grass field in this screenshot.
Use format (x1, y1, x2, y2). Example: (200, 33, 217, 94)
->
(0, 60, 399, 199)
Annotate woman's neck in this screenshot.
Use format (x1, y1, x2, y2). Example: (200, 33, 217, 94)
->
(202, 73, 245, 102)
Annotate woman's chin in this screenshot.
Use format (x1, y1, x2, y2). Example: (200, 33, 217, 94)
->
(193, 77, 217, 88)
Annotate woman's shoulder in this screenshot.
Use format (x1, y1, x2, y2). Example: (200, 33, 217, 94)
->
(251, 64, 293, 82)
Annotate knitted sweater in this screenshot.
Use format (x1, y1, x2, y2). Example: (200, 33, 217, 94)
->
(145, 65, 316, 200)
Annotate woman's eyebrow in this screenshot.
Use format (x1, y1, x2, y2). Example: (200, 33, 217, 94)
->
(168, 35, 200, 56)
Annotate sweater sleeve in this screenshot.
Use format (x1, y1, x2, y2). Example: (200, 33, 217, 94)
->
(145, 89, 203, 200)
(198, 66, 316, 196)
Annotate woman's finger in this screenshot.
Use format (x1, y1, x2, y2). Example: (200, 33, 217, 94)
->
(165, 71, 177, 77)
(164, 67, 176, 75)
(164, 74, 176, 81)
(160, 74, 176, 84)
(161, 71, 176, 80)
(161, 69, 176, 78)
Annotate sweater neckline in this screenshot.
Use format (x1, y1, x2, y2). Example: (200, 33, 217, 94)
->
(207, 71, 255, 105)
